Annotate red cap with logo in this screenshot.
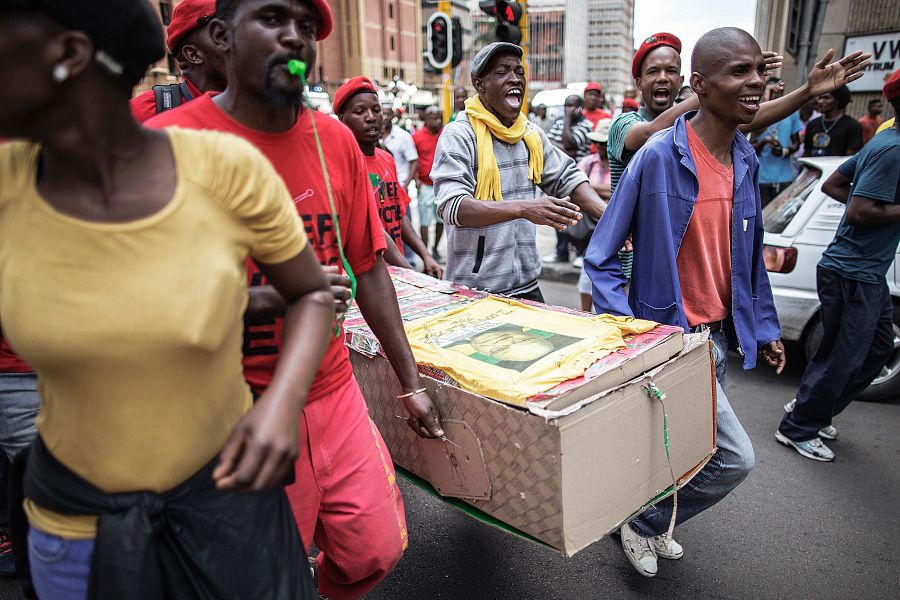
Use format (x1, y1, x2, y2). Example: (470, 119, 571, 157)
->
(584, 82, 603, 94)
(884, 69, 900, 102)
(333, 76, 378, 114)
(166, 0, 216, 52)
(631, 32, 682, 80)
(622, 97, 640, 110)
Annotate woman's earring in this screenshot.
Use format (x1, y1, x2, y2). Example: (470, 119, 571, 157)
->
(52, 64, 70, 83)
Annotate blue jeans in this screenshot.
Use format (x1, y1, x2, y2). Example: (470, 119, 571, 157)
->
(28, 527, 94, 600)
(630, 330, 756, 537)
(0, 372, 40, 461)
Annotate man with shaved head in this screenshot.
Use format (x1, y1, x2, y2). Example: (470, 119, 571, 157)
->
(586, 27, 870, 578)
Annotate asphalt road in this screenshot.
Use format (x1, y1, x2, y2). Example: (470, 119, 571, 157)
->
(367, 279, 900, 600)
(1, 280, 896, 599)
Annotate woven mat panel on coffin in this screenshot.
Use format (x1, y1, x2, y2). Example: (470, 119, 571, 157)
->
(352, 350, 565, 549)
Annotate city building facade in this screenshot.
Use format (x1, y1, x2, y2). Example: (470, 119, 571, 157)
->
(755, 0, 899, 119)
(585, 0, 633, 98)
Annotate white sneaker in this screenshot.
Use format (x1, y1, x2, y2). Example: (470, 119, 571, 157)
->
(783, 399, 839, 440)
(651, 535, 684, 560)
(619, 523, 658, 577)
(573, 256, 584, 269)
(775, 430, 835, 461)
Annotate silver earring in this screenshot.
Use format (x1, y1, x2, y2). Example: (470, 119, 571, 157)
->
(52, 64, 70, 83)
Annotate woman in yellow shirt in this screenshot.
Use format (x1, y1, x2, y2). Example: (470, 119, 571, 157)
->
(0, 1, 333, 598)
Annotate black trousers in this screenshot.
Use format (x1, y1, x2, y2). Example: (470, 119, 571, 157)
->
(780, 267, 894, 441)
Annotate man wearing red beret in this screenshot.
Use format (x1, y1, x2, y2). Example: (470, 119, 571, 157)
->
(779, 70, 900, 461)
(333, 77, 443, 278)
(129, 0, 225, 122)
(146, 1, 444, 598)
(582, 81, 611, 127)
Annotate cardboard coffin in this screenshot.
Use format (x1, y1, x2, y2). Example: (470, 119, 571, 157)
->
(344, 271, 717, 556)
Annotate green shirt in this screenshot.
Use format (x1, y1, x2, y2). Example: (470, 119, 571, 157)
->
(608, 107, 656, 194)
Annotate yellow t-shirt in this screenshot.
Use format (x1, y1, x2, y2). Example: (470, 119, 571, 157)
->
(0, 128, 307, 538)
(875, 117, 894, 135)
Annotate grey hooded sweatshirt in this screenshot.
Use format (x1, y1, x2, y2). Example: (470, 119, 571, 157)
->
(431, 113, 588, 296)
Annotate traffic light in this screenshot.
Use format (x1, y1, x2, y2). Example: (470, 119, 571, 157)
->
(495, 0, 523, 45)
(451, 17, 463, 68)
(426, 12, 452, 70)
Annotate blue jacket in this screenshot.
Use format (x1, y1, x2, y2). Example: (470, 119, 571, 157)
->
(584, 112, 780, 370)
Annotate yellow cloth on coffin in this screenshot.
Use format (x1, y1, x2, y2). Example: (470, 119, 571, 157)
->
(464, 96, 544, 201)
(404, 297, 657, 405)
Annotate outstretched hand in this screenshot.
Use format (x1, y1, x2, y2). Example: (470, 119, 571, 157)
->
(763, 51, 783, 75)
(807, 49, 872, 98)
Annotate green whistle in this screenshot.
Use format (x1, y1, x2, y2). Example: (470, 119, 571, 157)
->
(287, 59, 306, 79)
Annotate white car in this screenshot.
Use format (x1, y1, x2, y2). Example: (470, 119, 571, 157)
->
(762, 157, 900, 402)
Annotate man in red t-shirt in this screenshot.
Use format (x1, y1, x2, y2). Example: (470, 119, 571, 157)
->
(129, 0, 225, 123)
(412, 107, 444, 259)
(334, 77, 442, 278)
(147, 2, 443, 598)
(582, 81, 612, 127)
(857, 98, 884, 145)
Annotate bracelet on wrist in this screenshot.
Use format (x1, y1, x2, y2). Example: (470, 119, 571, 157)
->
(396, 387, 427, 400)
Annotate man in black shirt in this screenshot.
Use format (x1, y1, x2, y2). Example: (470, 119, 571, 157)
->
(804, 85, 863, 156)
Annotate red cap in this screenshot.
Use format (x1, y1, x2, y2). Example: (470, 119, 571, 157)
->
(631, 32, 682, 80)
(166, 0, 216, 52)
(309, 0, 334, 41)
(884, 69, 900, 102)
(333, 76, 378, 114)
(622, 97, 640, 110)
(584, 82, 603, 94)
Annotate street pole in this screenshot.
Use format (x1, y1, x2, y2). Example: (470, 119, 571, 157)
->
(518, 0, 528, 115)
(439, 0, 452, 124)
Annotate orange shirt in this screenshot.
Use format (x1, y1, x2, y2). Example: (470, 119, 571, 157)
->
(677, 120, 733, 327)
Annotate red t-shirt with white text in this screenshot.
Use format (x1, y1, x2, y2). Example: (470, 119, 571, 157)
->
(412, 127, 441, 186)
(146, 94, 386, 400)
(366, 148, 410, 253)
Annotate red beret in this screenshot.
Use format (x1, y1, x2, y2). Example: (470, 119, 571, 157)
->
(622, 97, 640, 110)
(584, 82, 603, 94)
(166, 0, 216, 52)
(309, 0, 334, 41)
(885, 69, 900, 102)
(333, 76, 378, 114)
(631, 32, 682, 80)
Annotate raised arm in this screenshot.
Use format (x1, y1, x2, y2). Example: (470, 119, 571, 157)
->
(738, 49, 872, 133)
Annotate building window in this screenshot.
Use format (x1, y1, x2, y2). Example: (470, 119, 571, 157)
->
(400, 68, 405, 79)
(388, 3, 393, 19)
(390, 35, 395, 51)
(787, 0, 803, 55)
(159, 0, 173, 25)
(384, 66, 389, 79)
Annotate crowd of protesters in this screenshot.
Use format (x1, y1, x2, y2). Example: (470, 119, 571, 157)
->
(0, 0, 895, 597)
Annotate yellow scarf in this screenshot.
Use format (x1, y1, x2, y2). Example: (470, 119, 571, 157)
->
(464, 96, 543, 201)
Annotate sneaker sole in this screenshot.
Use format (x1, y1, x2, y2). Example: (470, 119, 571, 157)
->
(655, 548, 684, 560)
(775, 431, 834, 462)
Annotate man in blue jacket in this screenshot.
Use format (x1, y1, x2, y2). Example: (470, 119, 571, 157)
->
(585, 27, 790, 578)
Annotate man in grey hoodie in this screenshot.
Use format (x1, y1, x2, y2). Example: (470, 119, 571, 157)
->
(431, 43, 605, 301)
